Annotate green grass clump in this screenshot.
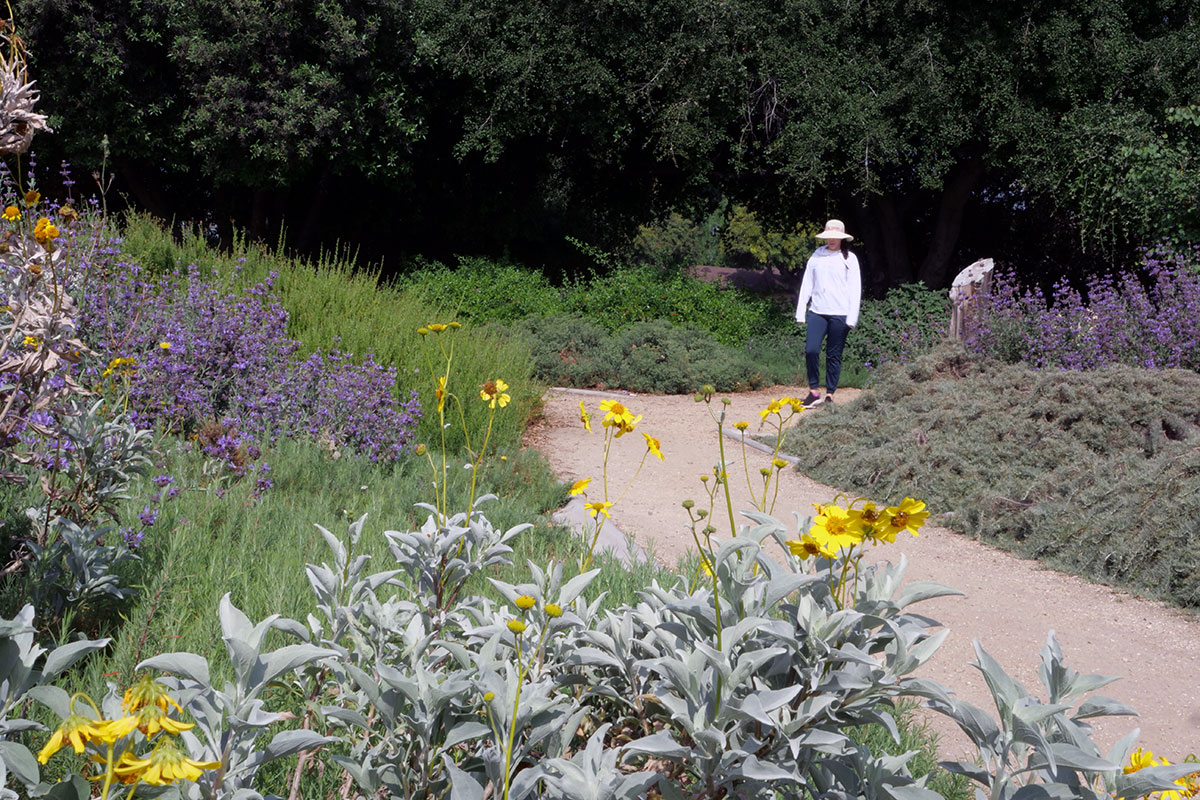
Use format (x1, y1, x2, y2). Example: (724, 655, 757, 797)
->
(781, 343, 1200, 608)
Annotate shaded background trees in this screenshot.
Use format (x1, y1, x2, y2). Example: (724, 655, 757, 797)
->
(17, 0, 1200, 290)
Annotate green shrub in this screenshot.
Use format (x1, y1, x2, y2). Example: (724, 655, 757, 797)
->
(519, 315, 621, 389)
(781, 343, 1200, 608)
(630, 210, 723, 270)
(396, 256, 564, 322)
(719, 204, 818, 276)
(561, 263, 790, 347)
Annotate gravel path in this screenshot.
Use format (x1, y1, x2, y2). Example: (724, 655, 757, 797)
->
(523, 385, 1200, 759)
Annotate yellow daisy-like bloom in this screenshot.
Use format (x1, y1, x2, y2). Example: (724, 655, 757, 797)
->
(138, 704, 195, 737)
(811, 505, 865, 553)
(480, 379, 510, 409)
(759, 399, 784, 420)
(599, 399, 637, 429)
(427, 323, 448, 333)
(1125, 748, 1156, 774)
(569, 477, 590, 496)
(37, 713, 112, 762)
(507, 619, 527, 634)
(700, 558, 714, 577)
(113, 739, 221, 786)
(514, 594, 536, 611)
(434, 375, 447, 414)
(615, 415, 642, 438)
(24, 190, 40, 206)
(785, 397, 806, 413)
(417, 327, 430, 336)
(124, 674, 183, 715)
(772, 457, 788, 470)
(34, 217, 59, 244)
(787, 532, 836, 560)
(103, 714, 141, 740)
(2, 205, 19, 221)
(579, 401, 593, 433)
(544, 603, 563, 617)
(584, 500, 613, 518)
(22, 335, 39, 347)
(733, 421, 750, 431)
(159, 341, 171, 350)
(881, 497, 930, 539)
(643, 432, 664, 460)
(850, 502, 892, 542)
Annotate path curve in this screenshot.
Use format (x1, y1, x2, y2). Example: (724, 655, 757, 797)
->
(523, 385, 1200, 759)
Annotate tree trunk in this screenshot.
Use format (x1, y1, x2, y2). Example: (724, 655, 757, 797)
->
(873, 194, 913, 286)
(917, 159, 984, 288)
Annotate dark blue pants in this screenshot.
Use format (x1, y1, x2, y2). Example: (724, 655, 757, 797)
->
(805, 310, 850, 393)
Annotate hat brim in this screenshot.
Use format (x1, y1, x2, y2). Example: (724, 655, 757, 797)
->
(815, 231, 853, 241)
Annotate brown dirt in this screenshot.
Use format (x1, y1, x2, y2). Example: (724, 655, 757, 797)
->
(524, 384, 1200, 760)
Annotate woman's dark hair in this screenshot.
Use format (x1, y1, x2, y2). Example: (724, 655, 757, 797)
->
(841, 243, 850, 261)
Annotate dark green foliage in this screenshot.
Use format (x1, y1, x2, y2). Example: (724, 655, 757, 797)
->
(520, 316, 770, 393)
(396, 256, 565, 322)
(630, 207, 725, 270)
(846, 282, 952, 369)
(781, 344, 1200, 608)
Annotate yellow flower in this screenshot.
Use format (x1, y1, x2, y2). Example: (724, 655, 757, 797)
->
(733, 421, 750, 431)
(785, 397, 807, 413)
(483, 691, 495, 702)
(787, 532, 835, 560)
(1125, 748, 1157, 774)
(137, 704, 195, 737)
(544, 603, 563, 617)
(579, 401, 592, 433)
(810, 505, 865, 553)
(2, 205, 19, 220)
(113, 739, 221, 786)
(435, 375, 447, 414)
(124, 674, 183, 715)
(507, 619, 527, 634)
(22, 336, 39, 347)
(102, 715, 141, 740)
(700, 558, 714, 577)
(643, 432, 664, 460)
(33, 217, 59, 244)
(881, 497, 930, 539)
(59, 205, 78, 222)
(24, 190, 40, 206)
(850, 502, 891, 542)
(759, 399, 783, 420)
(159, 341, 171, 350)
(514, 594, 536, 611)
(584, 500, 613, 518)
(612, 414, 642, 438)
(480, 378, 510, 409)
(772, 457, 788, 469)
(427, 323, 448, 332)
(569, 477, 590, 496)
(599, 399, 637, 429)
(37, 713, 111, 762)
(417, 327, 430, 335)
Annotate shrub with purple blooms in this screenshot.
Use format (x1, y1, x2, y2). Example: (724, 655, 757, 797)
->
(966, 245, 1200, 371)
(77, 249, 422, 465)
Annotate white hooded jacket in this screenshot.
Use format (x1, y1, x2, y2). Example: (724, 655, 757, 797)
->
(794, 245, 862, 327)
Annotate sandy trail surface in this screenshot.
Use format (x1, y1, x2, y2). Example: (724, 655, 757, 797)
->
(523, 385, 1200, 759)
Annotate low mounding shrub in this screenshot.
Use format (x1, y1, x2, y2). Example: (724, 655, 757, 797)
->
(967, 245, 1200, 370)
(519, 316, 769, 393)
(849, 282, 951, 370)
(781, 344, 1200, 608)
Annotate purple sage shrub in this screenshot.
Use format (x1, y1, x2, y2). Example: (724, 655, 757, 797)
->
(966, 246, 1200, 371)
(76, 248, 421, 464)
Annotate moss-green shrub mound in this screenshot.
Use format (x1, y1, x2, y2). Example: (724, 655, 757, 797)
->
(782, 344, 1200, 608)
(520, 316, 773, 393)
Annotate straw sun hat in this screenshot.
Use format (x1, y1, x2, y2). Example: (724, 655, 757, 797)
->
(814, 219, 853, 241)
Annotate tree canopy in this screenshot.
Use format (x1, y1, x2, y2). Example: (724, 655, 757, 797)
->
(17, 0, 1200, 287)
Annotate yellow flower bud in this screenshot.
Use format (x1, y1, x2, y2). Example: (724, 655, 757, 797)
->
(514, 595, 535, 611)
(544, 603, 563, 618)
(507, 619, 527, 634)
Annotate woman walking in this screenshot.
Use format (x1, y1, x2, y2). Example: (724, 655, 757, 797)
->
(795, 219, 861, 408)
